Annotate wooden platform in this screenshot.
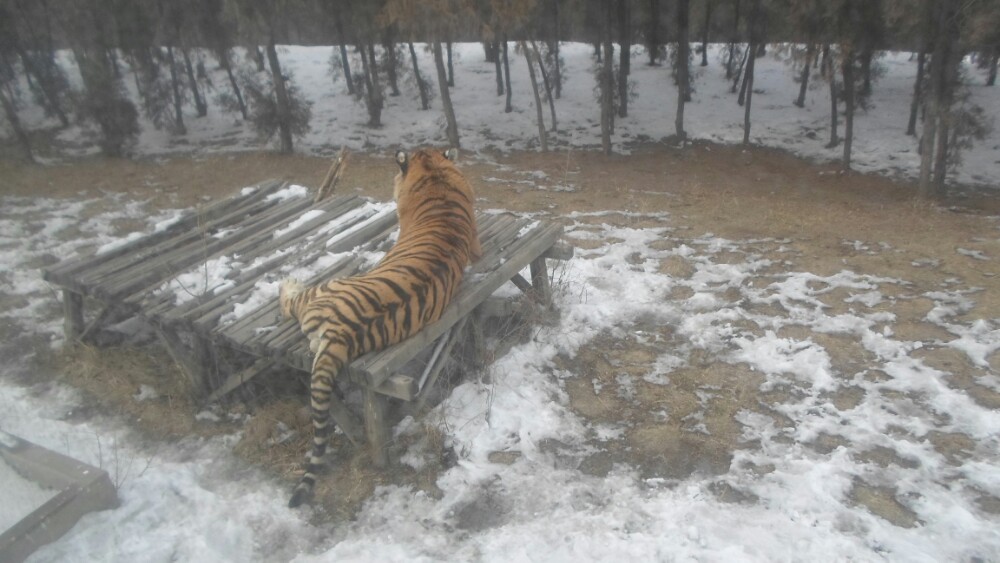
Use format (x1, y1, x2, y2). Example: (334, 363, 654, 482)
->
(43, 180, 571, 464)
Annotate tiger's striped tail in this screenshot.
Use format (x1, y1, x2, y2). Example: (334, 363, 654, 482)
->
(288, 341, 346, 508)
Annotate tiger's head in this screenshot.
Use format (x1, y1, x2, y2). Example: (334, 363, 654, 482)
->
(393, 147, 459, 203)
(279, 277, 305, 319)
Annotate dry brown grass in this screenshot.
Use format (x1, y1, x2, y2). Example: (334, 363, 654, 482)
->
(57, 343, 231, 440)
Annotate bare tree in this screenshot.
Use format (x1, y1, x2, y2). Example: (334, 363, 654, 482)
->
(646, 0, 662, 65)
(676, 0, 691, 139)
(741, 0, 762, 145)
(601, 0, 615, 154)
(234, 0, 311, 152)
(520, 41, 548, 150)
(409, 42, 430, 110)
(700, 0, 714, 67)
(617, 0, 631, 117)
(0, 52, 35, 161)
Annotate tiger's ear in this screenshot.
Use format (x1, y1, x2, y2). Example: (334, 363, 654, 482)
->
(395, 150, 408, 176)
(444, 148, 458, 162)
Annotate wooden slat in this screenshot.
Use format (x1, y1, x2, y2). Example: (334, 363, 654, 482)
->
(96, 196, 315, 300)
(73, 182, 291, 290)
(43, 180, 285, 284)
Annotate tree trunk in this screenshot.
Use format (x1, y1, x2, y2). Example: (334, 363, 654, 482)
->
(824, 45, 839, 148)
(647, 0, 661, 65)
(726, 0, 741, 79)
(0, 85, 34, 162)
(733, 43, 750, 95)
(182, 48, 207, 117)
(618, 0, 631, 118)
(701, 0, 713, 67)
(384, 30, 400, 96)
(522, 42, 548, 152)
(255, 47, 266, 72)
(919, 0, 957, 199)
(335, 19, 355, 95)
(409, 42, 429, 110)
(737, 44, 751, 104)
(484, 42, 497, 62)
(987, 47, 998, 86)
(222, 53, 248, 120)
(860, 46, 873, 97)
(532, 41, 558, 131)
(266, 40, 294, 152)
(676, 0, 690, 139)
(502, 37, 513, 113)
(794, 44, 813, 108)
(16, 47, 69, 127)
(358, 42, 384, 127)
(446, 40, 455, 87)
(165, 46, 186, 134)
(842, 48, 855, 169)
(742, 42, 755, 145)
(601, 1, 615, 155)
(494, 41, 504, 96)
(906, 50, 924, 136)
(433, 41, 460, 148)
(932, 110, 950, 190)
(552, 0, 562, 97)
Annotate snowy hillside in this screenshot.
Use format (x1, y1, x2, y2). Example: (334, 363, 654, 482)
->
(14, 43, 1000, 188)
(1, 43, 999, 562)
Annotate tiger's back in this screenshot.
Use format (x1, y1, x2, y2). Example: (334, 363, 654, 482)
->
(282, 148, 481, 507)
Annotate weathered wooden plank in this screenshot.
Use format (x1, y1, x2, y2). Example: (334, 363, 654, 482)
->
(510, 273, 534, 296)
(77, 303, 132, 344)
(138, 198, 362, 322)
(62, 290, 84, 343)
(220, 195, 364, 269)
(205, 358, 276, 404)
(176, 206, 398, 337)
(43, 180, 285, 283)
(72, 182, 291, 290)
(97, 196, 315, 300)
(415, 317, 468, 409)
(362, 387, 390, 467)
(530, 256, 552, 307)
(374, 375, 418, 401)
(543, 241, 574, 261)
(80, 188, 302, 291)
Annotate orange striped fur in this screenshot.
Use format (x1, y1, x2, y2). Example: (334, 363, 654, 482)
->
(281, 148, 481, 507)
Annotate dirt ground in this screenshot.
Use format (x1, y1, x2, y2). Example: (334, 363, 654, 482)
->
(6, 142, 999, 523)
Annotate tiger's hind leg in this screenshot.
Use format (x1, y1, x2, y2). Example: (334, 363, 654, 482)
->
(289, 341, 347, 508)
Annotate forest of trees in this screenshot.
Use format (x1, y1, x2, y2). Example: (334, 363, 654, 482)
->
(1, 0, 998, 198)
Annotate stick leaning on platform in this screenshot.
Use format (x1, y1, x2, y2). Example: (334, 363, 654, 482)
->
(314, 147, 349, 203)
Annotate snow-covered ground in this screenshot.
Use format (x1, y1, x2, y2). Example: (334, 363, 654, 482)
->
(12, 43, 1000, 188)
(2, 43, 1000, 562)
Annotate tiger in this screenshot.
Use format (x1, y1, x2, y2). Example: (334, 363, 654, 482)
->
(280, 148, 482, 508)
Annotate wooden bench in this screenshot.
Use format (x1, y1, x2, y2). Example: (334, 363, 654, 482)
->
(43, 181, 572, 465)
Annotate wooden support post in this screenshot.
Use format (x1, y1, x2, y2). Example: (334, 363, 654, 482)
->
(415, 317, 468, 411)
(76, 304, 129, 345)
(326, 387, 365, 447)
(206, 358, 276, 404)
(530, 256, 551, 307)
(62, 290, 84, 343)
(363, 387, 390, 467)
(153, 324, 210, 399)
